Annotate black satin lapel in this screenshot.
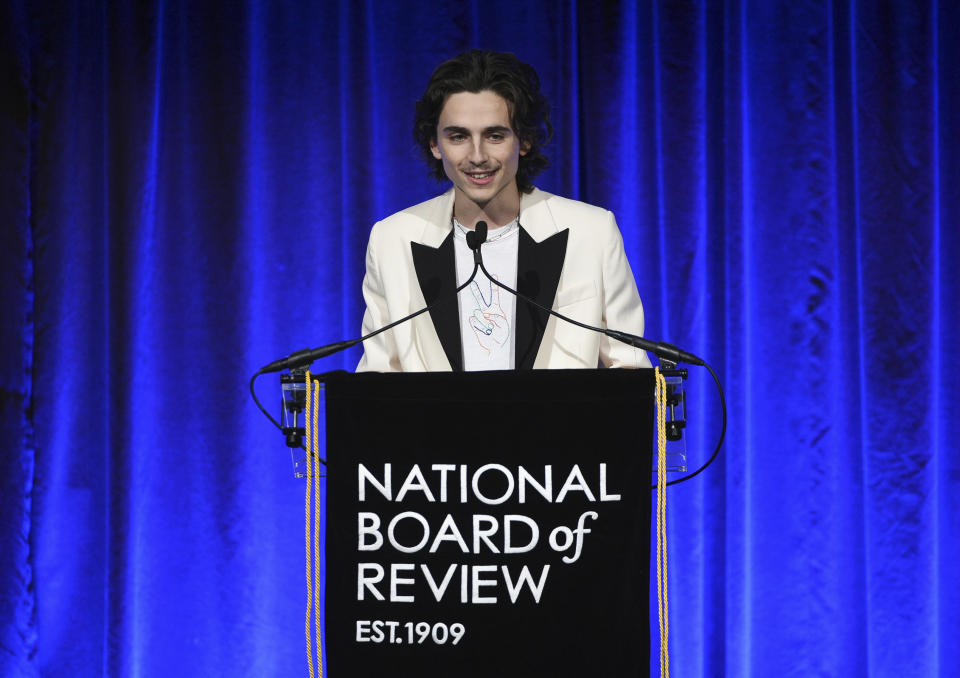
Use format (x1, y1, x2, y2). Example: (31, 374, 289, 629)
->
(411, 232, 462, 372)
(515, 228, 569, 370)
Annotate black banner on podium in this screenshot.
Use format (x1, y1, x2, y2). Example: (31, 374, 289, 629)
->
(324, 369, 653, 678)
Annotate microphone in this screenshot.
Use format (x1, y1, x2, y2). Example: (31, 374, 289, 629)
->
(469, 226, 703, 366)
(258, 340, 362, 374)
(466, 220, 488, 263)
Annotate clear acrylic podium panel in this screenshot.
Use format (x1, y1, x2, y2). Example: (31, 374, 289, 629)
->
(281, 376, 325, 478)
(653, 372, 687, 473)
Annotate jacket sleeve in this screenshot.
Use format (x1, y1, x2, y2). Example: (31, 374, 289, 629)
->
(355, 224, 402, 372)
(597, 212, 653, 368)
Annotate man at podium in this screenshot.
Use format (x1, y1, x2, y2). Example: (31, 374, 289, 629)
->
(356, 50, 651, 373)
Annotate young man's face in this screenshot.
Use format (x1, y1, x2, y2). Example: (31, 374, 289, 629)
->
(430, 90, 528, 215)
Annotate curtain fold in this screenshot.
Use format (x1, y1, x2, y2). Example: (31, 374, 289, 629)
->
(1, 3, 36, 674)
(1, 1, 957, 676)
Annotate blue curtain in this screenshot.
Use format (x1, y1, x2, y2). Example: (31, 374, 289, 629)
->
(2, 1, 957, 676)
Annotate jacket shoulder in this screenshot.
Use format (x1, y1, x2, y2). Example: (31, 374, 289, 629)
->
(367, 190, 453, 247)
(546, 192, 610, 214)
(374, 192, 449, 228)
(532, 190, 616, 236)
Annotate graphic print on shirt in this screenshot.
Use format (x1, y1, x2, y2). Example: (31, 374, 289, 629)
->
(467, 276, 510, 355)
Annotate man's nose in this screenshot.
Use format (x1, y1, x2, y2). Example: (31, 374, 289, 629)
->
(468, 139, 487, 164)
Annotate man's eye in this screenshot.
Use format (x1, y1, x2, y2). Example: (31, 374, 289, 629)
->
(488, 133, 504, 141)
(449, 134, 466, 142)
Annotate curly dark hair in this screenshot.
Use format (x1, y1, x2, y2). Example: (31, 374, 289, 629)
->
(413, 50, 552, 194)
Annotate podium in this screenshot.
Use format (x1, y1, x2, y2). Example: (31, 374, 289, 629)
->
(321, 368, 655, 678)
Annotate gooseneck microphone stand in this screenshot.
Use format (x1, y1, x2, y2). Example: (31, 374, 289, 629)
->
(251, 220, 725, 487)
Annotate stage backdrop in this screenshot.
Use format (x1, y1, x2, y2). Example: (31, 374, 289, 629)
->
(2, 1, 958, 676)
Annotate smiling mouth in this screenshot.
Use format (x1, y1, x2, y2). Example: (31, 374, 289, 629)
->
(464, 169, 498, 184)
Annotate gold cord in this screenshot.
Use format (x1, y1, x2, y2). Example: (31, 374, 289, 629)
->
(304, 370, 315, 678)
(313, 377, 323, 676)
(655, 367, 670, 677)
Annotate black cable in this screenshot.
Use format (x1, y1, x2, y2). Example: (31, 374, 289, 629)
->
(250, 370, 283, 432)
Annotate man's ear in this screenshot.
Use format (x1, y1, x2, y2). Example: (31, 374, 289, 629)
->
(430, 138, 442, 160)
(520, 139, 531, 156)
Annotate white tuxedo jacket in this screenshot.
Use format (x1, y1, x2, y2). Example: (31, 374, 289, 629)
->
(356, 188, 651, 372)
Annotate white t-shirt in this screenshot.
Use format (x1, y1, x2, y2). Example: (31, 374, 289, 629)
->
(453, 218, 520, 371)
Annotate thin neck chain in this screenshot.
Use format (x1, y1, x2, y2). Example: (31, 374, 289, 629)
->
(453, 216, 520, 242)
